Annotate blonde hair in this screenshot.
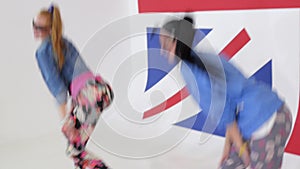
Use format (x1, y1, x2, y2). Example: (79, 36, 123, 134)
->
(39, 5, 64, 70)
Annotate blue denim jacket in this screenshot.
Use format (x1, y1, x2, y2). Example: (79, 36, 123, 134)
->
(181, 52, 283, 139)
(36, 36, 90, 104)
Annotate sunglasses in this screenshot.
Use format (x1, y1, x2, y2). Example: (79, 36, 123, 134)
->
(32, 20, 50, 32)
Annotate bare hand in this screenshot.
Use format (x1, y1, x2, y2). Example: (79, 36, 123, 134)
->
(220, 134, 232, 166)
(221, 121, 251, 167)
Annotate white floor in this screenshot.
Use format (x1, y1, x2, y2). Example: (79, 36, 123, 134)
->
(1, 128, 299, 169)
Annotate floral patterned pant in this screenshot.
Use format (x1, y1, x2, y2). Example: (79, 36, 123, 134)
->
(62, 76, 113, 169)
(221, 105, 292, 169)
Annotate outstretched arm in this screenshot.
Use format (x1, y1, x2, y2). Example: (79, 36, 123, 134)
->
(36, 46, 69, 117)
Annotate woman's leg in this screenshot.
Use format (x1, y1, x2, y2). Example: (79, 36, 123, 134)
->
(220, 105, 292, 169)
(62, 77, 113, 169)
(63, 109, 107, 169)
(249, 105, 292, 169)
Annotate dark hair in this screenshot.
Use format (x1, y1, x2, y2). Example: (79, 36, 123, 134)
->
(162, 16, 206, 71)
(163, 16, 227, 133)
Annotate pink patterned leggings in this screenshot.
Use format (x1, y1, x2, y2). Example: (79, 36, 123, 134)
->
(62, 77, 113, 169)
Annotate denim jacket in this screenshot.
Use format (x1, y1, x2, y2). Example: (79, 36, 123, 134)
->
(36, 36, 90, 104)
(181, 52, 283, 139)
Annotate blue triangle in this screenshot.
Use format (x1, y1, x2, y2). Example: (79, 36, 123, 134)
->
(251, 60, 272, 87)
(192, 29, 212, 48)
(175, 111, 227, 136)
(174, 60, 273, 136)
(145, 28, 212, 92)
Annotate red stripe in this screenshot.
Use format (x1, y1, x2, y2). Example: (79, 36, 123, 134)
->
(219, 28, 251, 59)
(285, 96, 300, 155)
(143, 86, 189, 119)
(138, 0, 300, 13)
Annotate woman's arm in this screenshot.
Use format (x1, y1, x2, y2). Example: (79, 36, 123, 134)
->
(220, 121, 250, 167)
(59, 103, 68, 119)
(36, 43, 69, 111)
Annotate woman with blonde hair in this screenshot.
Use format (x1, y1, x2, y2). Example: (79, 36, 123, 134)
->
(33, 4, 113, 169)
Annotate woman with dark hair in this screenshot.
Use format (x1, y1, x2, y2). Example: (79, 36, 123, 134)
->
(159, 16, 292, 169)
(33, 4, 113, 169)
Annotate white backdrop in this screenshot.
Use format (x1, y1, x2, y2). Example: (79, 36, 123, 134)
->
(0, 1, 299, 169)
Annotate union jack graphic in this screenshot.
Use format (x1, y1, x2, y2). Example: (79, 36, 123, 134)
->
(139, 0, 300, 156)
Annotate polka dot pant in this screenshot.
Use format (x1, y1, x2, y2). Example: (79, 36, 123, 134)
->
(221, 105, 292, 169)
